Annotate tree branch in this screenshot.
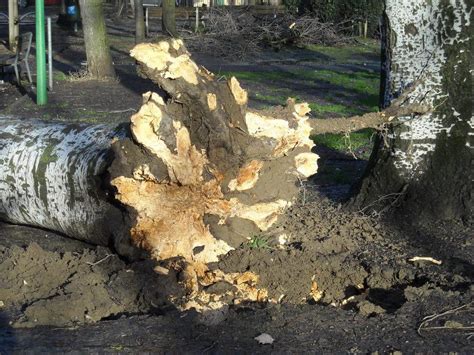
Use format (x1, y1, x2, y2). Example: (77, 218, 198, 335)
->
(308, 102, 430, 135)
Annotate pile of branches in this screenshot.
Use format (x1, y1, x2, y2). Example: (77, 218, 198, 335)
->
(183, 8, 351, 59)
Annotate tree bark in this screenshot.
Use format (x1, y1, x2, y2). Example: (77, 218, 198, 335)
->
(351, 0, 473, 224)
(162, 0, 177, 37)
(8, 0, 19, 52)
(134, 0, 145, 43)
(79, 0, 116, 79)
(0, 39, 318, 267)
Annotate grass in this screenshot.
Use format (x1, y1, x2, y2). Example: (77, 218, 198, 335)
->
(220, 67, 379, 114)
(311, 128, 375, 159)
(248, 235, 271, 249)
(309, 102, 354, 116)
(306, 40, 380, 62)
(53, 71, 68, 81)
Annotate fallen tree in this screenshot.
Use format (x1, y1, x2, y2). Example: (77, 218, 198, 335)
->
(0, 39, 427, 309)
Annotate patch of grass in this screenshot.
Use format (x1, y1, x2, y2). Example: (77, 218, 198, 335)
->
(311, 128, 375, 158)
(220, 68, 378, 111)
(248, 235, 271, 249)
(219, 70, 293, 82)
(306, 41, 380, 61)
(301, 69, 379, 96)
(253, 92, 288, 106)
(309, 102, 353, 116)
(53, 72, 68, 81)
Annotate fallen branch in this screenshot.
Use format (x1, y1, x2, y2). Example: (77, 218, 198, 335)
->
(418, 302, 473, 336)
(408, 256, 442, 265)
(307, 102, 430, 135)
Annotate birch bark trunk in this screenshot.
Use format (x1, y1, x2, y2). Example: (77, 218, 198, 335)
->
(352, 0, 473, 224)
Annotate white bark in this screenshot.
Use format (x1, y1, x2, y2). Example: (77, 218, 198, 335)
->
(383, 0, 472, 178)
(0, 120, 123, 245)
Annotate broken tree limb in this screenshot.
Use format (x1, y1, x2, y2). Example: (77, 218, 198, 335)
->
(308, 102, 431, 135)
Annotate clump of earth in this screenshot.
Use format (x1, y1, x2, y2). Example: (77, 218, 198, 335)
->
(0, 188, 471, 331)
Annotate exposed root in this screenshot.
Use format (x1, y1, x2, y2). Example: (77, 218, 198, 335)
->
(418, 302, 474, 336)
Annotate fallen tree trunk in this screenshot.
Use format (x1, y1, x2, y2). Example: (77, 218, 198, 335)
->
(0, 39, 319, 267)
(0, 39, 429, 263)
(0, 39, 432, 310)
(0, 121, 141, 257)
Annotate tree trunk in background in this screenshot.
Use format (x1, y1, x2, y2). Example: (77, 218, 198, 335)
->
(8, 0, 19, 52)
(134, 0, 145, 43)
(79, 0, 116, 79)
(352, 0, 473, 225)
(162, 0, 177, 37)
(59, 0, 66, 14)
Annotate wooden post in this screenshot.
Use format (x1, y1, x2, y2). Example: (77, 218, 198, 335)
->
(8, 0, 19, 52)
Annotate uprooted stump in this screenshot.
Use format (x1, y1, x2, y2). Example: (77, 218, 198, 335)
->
(0, 39, 318, 311)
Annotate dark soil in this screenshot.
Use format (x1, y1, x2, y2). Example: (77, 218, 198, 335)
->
(0, 5, 472, 353)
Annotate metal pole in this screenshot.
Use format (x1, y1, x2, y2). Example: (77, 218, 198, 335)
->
(47, 16, 53, 91)
(35, 0, 47, 105)
(195, 5, 198, 33)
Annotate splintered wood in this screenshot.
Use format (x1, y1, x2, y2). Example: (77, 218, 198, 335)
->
(112, 39, 319, 309)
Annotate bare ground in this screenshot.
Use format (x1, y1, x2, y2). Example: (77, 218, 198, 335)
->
(0, 7, 472, 353)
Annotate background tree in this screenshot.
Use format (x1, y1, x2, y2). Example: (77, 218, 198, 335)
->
(352, 0, 472, 225)
(162, 0, 177, 37)
(134, 0, 145, 43)
(79, 0, 115, 79)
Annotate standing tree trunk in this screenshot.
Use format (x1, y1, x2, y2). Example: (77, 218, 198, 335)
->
(134, 0, 145, 43)
(79, 0, 116, 79)
(352, 0, 473, 225)
(162, 0, 177, 37)
(8, 0, 19, 52)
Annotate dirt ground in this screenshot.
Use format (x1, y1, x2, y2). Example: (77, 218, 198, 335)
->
(0, 5, 473, 353)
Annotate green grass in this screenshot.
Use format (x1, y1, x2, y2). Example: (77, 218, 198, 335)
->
(309, 102, 354, 116)
(319, 166, 354, 184)
(311, 128, 375, 158)
(300, 69, 379, 96)
(306, 40, 380, 61)
(220, 68, 379, 114)
(248, 235, 271, 249)
(53, 71, 68, 81)
(253, 92, 288, 106)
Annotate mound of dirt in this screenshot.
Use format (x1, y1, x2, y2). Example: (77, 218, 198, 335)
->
(219, 191, 473, 314)
(0, 224, 175, 328)
(1, 190, 471, 330)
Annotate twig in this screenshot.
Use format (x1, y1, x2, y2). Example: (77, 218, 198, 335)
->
(418, 302, 473, 336)
(408, 256, 442, 265)
(97, 108, 137, 113)
(86, 254, 115, 266)
(359, 184, 408, 216)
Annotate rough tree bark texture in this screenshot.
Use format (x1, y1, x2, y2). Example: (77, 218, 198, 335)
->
(134, 0, 145, 43)
(352, 0, 473, 224)
(0, 121, 140, 257)
(162, 0, 177, 37)
(79, 0, 116, 79)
